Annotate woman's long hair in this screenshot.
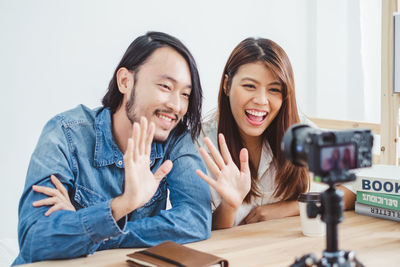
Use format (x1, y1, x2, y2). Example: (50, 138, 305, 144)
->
(218, 38, 309, 203)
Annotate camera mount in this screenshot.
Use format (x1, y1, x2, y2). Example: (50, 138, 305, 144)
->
(281, 123, 373, 267)
(291, 170, 364, 267)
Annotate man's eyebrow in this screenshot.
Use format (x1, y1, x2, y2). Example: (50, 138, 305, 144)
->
(158, 74, 192, 89)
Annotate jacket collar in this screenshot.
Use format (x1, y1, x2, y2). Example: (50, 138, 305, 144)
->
(93, 108, 164, 168)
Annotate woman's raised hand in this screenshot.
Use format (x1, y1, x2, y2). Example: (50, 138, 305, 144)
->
(196, 134, 251, 210)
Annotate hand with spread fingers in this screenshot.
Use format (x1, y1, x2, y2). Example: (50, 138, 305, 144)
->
(111, 117, 173, 221)
(32, 175, 75, 216)
(31, 117, 173, 221)
(196, 133, 251, 211)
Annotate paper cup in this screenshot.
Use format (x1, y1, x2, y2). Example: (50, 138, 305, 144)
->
(298, 192, 326, 237)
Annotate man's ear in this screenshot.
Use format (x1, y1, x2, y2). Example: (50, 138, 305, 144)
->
(116, 67, 134, 94)
(223, 74, 229, 96)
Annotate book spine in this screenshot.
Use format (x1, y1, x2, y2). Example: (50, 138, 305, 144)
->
(354, 176, 400, 195)
(355, 203, 400, 222)
(356, 191, 400, 210)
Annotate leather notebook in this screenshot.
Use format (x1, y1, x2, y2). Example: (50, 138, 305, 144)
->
(126, 241, 229, 267)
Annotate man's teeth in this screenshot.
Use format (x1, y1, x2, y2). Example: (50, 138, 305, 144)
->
(246, 110, 267, 117)
(158, 114, 173, 122)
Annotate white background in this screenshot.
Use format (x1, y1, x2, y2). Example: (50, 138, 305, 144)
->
(0, 0, 382, 241)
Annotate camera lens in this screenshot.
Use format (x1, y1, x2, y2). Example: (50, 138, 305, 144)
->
(281, 123, 318, 167)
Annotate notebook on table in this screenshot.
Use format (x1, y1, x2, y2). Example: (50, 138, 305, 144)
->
(126, 241, 228, 267)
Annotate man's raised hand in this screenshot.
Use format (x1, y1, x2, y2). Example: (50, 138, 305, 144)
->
(111, 117, 173, 221)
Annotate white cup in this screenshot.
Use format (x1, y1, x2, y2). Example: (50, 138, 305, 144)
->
(298, 192, 326, 237)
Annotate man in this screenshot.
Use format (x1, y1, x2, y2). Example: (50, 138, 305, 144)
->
(13, 32, 211, 265)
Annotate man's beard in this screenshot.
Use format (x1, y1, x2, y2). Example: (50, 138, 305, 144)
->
(125, 85, 179, 142)
(125, 85, 137, 124)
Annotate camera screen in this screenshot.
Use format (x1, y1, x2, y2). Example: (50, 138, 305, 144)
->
(320, 144, 356, 171)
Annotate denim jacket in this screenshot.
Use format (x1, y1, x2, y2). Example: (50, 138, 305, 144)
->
(13, 105, 211, 265)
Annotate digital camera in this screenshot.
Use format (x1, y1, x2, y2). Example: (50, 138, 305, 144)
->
(281, 124, 373, 182)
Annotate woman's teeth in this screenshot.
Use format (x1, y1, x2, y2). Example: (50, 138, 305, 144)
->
(246, 110, 266, 117)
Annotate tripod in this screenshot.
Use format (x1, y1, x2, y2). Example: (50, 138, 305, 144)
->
(291, 170, 364, 267)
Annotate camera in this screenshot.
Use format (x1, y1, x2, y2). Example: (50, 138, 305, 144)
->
(281, 124, 373, 183)
(282, 124, 373, 267)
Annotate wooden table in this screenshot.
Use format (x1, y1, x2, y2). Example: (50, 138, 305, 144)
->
(24, 211, 400, 266)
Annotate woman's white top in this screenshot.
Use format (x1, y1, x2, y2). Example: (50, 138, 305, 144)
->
(196, 110, 350, 226)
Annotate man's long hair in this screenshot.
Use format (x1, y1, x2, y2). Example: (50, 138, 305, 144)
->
(102, 31, 203, 140)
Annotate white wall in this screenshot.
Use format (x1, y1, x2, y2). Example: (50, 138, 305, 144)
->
(0, 0, 380, 240)
(313, 0, 381, 123)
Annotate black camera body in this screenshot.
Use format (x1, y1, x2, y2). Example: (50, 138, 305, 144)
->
(282, 124, 373, 182)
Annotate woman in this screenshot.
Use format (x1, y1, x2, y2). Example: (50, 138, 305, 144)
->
(195, 37, 355, 229)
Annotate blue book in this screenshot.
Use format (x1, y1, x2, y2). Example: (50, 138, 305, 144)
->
(353, 165, 400, 195)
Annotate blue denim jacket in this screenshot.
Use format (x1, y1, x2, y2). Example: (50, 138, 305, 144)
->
(13, 105, 211, 265)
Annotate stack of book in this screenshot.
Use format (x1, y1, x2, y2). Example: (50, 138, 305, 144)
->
(353, 165, 400, 222)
